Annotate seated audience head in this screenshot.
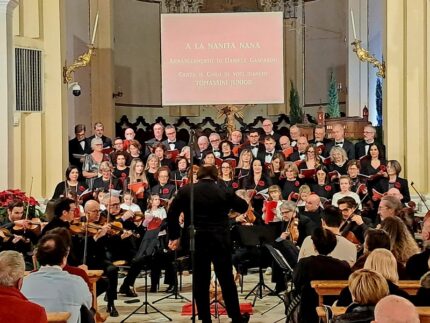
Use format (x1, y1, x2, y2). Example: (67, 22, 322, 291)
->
(321, 205, 343, 229)
(364, 229, 391, 254)
(349, 269, 389, 305)
(386, 188, 404, 201)
(311, 227, 337, 255)
(373, 295, 419, 323)
(364, 248, 399, 283)
(36, 233, 69, 268)
(47, 227, 72, 250)
(305, 194, 321, 212)
(380, 216, 419, 264)
(379, 195, 403, 220)
(0, 250, 25, 288)
(53, 197, 76, 222)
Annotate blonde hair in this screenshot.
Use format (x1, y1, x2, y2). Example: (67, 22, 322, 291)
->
(348, 269, 389, 305)
(329, 146, 348, 162)
(364, 248, 399, 283)
(299, 184, 311, 195)
(268, 185, 282, 200)
(380, 216, 420, 264)
(0, 251, 25, 287)
(284, 162, 299, 176)
(99, 161, 113, 172)
(129, 158, 148, 185)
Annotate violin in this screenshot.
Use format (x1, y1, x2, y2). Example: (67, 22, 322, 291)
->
(285, 217, 299, 243)
(0, 227, 14, 242)
(13, 218, 44, 235)
(69, 221, 100, 236)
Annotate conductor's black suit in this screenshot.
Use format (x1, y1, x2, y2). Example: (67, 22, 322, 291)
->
(168, 174, 248, 323)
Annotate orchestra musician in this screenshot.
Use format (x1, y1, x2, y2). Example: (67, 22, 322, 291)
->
(338, 196, 371, 245)
(51, 165, 88, 200)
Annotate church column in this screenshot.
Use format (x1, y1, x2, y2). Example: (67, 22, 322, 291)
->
(90, 0, 115, 138)
(385, 0, 429, 194)
(347, 0, 368, 117)
(0, 0, 18, 190)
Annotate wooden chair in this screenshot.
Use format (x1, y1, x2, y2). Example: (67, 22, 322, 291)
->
(311, 280, 421, 306)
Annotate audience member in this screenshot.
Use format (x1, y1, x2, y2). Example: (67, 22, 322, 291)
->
(373, 295, 419, 323)
(0, 250, 47, 323)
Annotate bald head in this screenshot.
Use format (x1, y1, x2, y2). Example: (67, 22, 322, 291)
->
(305, 194, 321, 212)
(373, 295, 419, 323)
(84, 200, 100, 212)
(386, 188, 404, 201)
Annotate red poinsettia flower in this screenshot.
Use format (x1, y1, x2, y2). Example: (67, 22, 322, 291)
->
(121, 172, 127, 178)
(294, 181, 300, 187)
(232, 182, 239, 189)
(379, 165, 387, 172)
(325, 185, 332, 192)
(109, 184, 114, 189)
(162, 188, 169, 194)
(394, 182, 401, 189)
(258, 180, 265, 187)
(79, 186, 85, 192)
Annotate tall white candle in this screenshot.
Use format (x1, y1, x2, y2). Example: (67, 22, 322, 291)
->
(91, 12, 99, 45)
(350, 9, 357, 39)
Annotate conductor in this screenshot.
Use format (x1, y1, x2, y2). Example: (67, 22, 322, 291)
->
(167, 165, 250, 323)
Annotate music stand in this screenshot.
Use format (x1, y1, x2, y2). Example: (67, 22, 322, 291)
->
(121, 228, 172, 322)
(237, 224, 283, 306)
(261, 244, 295, 316)
(152, 249, 190, 304)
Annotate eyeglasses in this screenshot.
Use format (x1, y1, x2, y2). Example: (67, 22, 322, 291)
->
(281, 211, 293, 215)
(210, 139, 220, 143)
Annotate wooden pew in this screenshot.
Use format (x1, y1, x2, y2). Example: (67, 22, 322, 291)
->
(47, 312, 71, 323)
(311, 280, 421, 306)
(316, 306, 430, 323)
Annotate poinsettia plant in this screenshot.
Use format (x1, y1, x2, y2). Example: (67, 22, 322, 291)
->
(0, 189, 42, 223)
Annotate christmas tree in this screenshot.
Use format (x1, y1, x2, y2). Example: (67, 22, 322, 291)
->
(376, 78, 383, 126)
(327, 71, 340, 117)
(289, 80, 303, 124)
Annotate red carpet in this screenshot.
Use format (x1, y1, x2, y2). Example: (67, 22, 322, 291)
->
(181, 302, 253, 316)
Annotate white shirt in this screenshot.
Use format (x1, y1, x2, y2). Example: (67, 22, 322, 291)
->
(120, 202, 142, 213)
(21, 266, 92, 323)
(332, 191, 362, 210)
(298, 234, 357, 265)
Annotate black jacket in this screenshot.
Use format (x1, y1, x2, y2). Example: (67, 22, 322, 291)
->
(334, 303, 375, 323)
(325, 140, 355, 160)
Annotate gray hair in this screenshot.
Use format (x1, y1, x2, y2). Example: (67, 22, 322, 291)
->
(280, 200, 297, 213)
(91, 137, 103, 149)
(0, 251, 25, 287)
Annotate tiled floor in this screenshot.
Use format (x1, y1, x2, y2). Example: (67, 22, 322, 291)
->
(101, 269, 286, 323)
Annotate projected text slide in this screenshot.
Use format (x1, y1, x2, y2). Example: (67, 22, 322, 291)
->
(161, 12, 284, 106)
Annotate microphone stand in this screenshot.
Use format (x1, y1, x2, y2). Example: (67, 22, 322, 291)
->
(411, 182, 430, 212)
(188, 128, 197, 323)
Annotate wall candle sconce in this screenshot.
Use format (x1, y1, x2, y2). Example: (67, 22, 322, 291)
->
(350, 10, 385, 78)
(63, 12, 99, 84)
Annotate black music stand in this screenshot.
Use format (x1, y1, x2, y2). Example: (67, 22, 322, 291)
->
(121, 228, 172, 322)
(152, 249, 191, 304)
(238, 224, 283, 306)
(210, 273, 226, 319)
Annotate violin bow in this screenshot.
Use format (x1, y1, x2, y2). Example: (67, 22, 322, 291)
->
(411, 181, 430, 212)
